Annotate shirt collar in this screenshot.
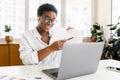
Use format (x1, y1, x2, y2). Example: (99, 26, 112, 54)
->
(32, 27, 53, 38)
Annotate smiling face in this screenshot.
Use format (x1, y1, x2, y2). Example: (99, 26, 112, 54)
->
(37, 11, 57, 32)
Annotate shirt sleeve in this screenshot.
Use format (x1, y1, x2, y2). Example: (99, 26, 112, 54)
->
(19, 32, 39, 65)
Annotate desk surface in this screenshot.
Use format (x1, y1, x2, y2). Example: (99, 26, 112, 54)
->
(0, 59, 120, 80)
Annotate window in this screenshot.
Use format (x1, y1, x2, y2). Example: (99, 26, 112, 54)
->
(66, 0, 91, 37)
(0, 0, 93, 38)
(111, 0, 120, 36)
(112, 0, 120, 23)
(0, 0, 25, 38)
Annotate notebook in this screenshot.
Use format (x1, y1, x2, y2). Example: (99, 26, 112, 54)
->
(42, 42, 104, 80)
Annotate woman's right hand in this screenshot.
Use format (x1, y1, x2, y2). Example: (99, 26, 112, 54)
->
(49, 39, 67, 51)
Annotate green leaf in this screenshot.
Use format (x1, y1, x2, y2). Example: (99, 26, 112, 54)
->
(93, 24, 100, 30)
(108, 38, 117, 44)
(117, 50, 120, 55)
(96, 32, 103, 35)
(107, 24, 114, 27)
(110, 26, 117, 30)
(91, 29, 97, 34)
(117, 28, 120, 36)
(4, 25, 11, 32)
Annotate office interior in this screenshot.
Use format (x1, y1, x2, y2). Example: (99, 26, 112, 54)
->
(0, 0, 120, 80)
(0, 0, 119, 65)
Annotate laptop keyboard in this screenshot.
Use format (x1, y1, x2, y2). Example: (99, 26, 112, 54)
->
(51, 72, 58, 77)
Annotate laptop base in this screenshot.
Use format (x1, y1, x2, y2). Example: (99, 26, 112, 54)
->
(42, 68, 59, 80)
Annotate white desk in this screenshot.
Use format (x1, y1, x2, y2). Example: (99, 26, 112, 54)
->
(0, 59, 120, 80)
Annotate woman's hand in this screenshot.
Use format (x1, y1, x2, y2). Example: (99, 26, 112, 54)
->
(66, 26, 73, 31)
(49, 39, 67, 51)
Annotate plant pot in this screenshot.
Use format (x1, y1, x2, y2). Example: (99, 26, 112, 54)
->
(5, 36, 13, 44)
(89, 39, 96, 42)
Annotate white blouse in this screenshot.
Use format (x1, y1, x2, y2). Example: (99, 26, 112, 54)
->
(19, 27, 73, 65)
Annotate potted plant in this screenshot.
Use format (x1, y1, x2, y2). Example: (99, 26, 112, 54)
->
(89, 23, 104, 42)
(4, 25, 13, 44)
(103, 18, 120, 60)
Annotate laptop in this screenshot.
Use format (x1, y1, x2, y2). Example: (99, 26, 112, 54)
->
(42, 42, 104, 80)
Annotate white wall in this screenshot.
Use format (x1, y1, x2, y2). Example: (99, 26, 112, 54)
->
(96, 0, 111, 40)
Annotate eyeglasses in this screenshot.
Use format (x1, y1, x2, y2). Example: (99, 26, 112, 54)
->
(44, 16, 57, 24)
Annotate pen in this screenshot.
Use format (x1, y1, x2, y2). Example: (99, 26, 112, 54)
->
(106, 66, 120, 71)
(34, 76, 42, 79)
(67, 37, 74, 40)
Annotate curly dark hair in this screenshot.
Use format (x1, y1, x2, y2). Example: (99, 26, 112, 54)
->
(37, 3, 57, 17)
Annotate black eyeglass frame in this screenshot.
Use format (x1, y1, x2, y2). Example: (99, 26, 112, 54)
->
(44, 16, 57, 24)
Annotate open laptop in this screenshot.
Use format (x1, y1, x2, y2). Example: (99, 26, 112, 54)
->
(42, 42, 104, 80)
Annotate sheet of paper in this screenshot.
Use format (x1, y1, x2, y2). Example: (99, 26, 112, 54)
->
(50, 27, 82, 44)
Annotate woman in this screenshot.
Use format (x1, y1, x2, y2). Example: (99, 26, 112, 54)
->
(19, 3, 71, 65)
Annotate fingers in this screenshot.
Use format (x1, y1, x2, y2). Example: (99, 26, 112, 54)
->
(66, 26, 73, 31)
(58, 39, 67, 49)
(60, 39, 67, 43)
(50, 39, 67, 51)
